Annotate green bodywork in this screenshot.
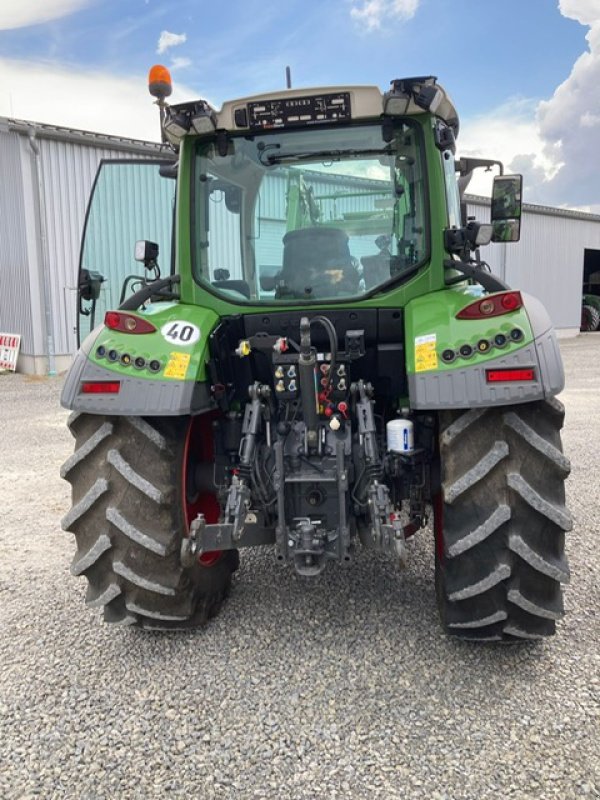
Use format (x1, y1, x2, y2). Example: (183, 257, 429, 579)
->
(86, 303, 218, 383)
(85, 286, 534, 393)
(404, 288, 533, 375)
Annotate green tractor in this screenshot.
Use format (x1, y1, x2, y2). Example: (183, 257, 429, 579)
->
(61, 70, 571, 640)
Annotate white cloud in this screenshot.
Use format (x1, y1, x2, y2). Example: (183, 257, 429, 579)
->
(170, 56, 192, 71)
(459, 2, 600, 208)
(0, 0, 90, 30)
(350, 0, 419, 31)
(580, 110, 600, 125)
(0, 57, 197, 141)
(457, 98, 559, 199)
(524, 1, 600, 206)
(157, 30, 187, 54)
(559, 0, 600, 26)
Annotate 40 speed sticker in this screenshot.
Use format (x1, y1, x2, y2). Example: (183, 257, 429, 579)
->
(160, 320, 201, 346)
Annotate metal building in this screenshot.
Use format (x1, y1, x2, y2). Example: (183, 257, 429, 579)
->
(1, 116, 598, 374)
(0, 117, 163, 374)
(466, 196, 600, 335)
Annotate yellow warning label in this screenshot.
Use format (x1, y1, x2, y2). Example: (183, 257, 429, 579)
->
(164, 351, 191, 380)
(414, 334, 438, 373)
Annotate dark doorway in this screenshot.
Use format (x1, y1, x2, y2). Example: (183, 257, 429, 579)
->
(582, 249, 600, 331)
(583, 248, 600, 297)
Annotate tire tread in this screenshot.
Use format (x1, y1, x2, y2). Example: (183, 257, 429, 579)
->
(62, 414, 236, 629)
(436, 400, 570, 642)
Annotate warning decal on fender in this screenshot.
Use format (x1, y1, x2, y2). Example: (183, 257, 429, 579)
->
(164, 352, 191, 380)
(415, 333, 438, 372)
(160, 320, 200, 346)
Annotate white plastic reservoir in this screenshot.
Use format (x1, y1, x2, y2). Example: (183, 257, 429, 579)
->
(386, 418, 414, 453)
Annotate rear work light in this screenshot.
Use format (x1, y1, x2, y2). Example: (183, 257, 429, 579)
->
(104, 311, 156, 334)
(486, 368, 535, 383)
(457, 291, 523, 320)
(81, 381, 121, 394)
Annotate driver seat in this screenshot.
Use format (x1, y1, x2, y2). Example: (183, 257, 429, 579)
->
(280, 227, 358, 297)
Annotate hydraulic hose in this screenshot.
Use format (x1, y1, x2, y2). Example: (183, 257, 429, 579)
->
(119, 275, 180, 310)
(310, 315, 338, 391)
(298, 317, 319, 451)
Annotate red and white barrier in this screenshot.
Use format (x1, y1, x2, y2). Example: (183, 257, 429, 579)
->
(0, 333, 21, 372)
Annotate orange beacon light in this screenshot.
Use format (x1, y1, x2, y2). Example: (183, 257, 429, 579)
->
(148, 64, 172, 101)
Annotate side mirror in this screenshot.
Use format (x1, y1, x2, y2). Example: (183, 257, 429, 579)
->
(491, 175, 522, 242)
(134, 240, 159, 267)
(79, 268, 105, 302)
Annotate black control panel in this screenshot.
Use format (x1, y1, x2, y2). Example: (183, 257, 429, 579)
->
(237, 92, 351, 130)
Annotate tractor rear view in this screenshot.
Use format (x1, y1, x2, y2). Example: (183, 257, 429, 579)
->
(61, 69, 571, 640)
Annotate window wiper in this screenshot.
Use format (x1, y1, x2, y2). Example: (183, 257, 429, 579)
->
(262, 147, 392, 165)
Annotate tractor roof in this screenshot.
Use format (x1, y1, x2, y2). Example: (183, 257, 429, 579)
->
(159, 77, 459, 147)
(216, 78, 459, 134)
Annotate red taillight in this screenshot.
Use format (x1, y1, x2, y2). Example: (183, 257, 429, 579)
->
(104, 311, 156, 334)
(457, 291, 523, 320)
(486, 368, 535, 383)
(81, 381, 121, 394)
(500, 293, 520, 311)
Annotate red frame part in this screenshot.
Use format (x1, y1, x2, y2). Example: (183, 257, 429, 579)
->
(182, 413, 223, 567)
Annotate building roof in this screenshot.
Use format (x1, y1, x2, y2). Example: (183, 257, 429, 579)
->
(0, 115, 164, 156)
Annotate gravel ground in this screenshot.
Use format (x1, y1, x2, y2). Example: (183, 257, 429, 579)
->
(0, 336, 598, 800)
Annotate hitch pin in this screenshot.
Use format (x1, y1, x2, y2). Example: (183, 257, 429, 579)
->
(181, 513, 205, 566)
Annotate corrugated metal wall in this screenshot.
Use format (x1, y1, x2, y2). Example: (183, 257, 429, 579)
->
(38, 139, 166, 356)
(506, 211, 600, 330)
(467, 198, 600, 330)
(0, 122, 163, 367)
(0, 131, 34, 353)
(39, 138, 120, 356)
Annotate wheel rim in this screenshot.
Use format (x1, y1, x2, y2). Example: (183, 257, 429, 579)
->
(182, 414, 223, 567)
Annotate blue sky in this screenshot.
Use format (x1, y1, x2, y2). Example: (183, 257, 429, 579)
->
(1, 0, 599, 209)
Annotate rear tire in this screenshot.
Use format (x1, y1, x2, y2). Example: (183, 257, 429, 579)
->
(61, 413, 238, 629)
(435, 399, 571, 642)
